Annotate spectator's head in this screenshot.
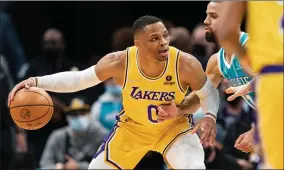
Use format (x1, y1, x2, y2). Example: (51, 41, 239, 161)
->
(162, 19, 175, 30)
(104, 78, 122, 97)
(192, 23, 216, 59)
(41, 28, 65, 59)
(204, 1, 240, 44)
(169, 27, 192, 53)
(64, 98, 91, 134)
(112, 27, 133, 51)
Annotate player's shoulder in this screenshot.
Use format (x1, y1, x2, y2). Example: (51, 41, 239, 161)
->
(102, 49, 127, 68)
(206, 52, 221, 74)
(178, 51, 203, 75)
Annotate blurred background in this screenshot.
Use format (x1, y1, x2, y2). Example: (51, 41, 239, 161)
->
(1, 1, 257, 170)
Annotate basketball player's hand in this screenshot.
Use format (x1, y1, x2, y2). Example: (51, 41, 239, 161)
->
(235, 127, 254, 153)
(191, 116, 216, 146)
(55, 163, 65, 169)
(225, 83, 251, 101)
(8, 77, 36, 106)
(64, 154, 78, 169)
(157, 100, 179, 122)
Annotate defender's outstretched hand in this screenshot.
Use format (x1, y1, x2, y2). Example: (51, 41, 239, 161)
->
(225, 82, 252, 101)
(235, 127, 254, 153)
(8, 77, 37, 106)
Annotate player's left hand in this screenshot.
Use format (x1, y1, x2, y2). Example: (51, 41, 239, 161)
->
(191, 116, 217, 146)
(234, 127, 254, 153)
(225, 83, 251, 101)
(64, 154, 78, 169)
(157, 100, 179, 122)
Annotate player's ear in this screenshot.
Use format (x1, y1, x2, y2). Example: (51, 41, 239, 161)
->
(134, 39, 140, 48)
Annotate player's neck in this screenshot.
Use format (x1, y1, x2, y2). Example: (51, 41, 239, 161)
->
(137, 50, 166, 77)
(138, 50, 165, 66)
(223, 31, 242, 62)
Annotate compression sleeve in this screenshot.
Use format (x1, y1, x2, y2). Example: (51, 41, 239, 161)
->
(195, 77, 220, 121)
(36, 65, 102, 93)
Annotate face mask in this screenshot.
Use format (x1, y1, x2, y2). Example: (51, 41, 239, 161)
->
(105, 85, 122, 96)
(42, 47, 63, 59)
(67, 115, 90, 132)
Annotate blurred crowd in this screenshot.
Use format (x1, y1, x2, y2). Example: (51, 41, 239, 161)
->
(1, 10, 257, 170)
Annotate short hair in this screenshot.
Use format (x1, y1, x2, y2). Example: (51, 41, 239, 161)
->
(132, 15, 162, 36)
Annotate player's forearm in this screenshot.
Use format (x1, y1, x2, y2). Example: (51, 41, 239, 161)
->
(35, 65, 102, 93)
(178, 78, 220, 122)
(195, 78, 220, 122)
(177, 92, 201, 116)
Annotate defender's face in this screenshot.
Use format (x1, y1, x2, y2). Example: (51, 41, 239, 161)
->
(135, 22, 170, 61)
(203, 2, 222, 42)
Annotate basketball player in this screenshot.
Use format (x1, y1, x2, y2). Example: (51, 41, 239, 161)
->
(213, 1, 283, 169)
(8, 16, 220, 169)
(158, 2, 256, 153)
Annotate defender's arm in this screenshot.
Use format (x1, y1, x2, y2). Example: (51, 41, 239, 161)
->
(215, 2, 247, 65)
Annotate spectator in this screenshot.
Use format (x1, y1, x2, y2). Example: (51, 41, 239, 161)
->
(0, 12, 27, 81)
(169, 26, 192, 53)
(191, 23, 217, 70)
(91, 78, 122, 132)
(20, 28, 85, 166)
(217, 89, 254, 169)
(40, 98, 107, 169)
(0, 54, 28, 169)
(111, 26, 134, 52)
(162, 19, 175, 30)
(217, 79, 253, 130)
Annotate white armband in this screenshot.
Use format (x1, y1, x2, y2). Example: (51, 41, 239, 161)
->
(195, 77, 219, 120)
(36, 65, 102, 93)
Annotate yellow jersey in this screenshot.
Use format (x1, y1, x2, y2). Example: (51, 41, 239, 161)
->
(119, 46, 189, 129)
(247, 1, 284, 73)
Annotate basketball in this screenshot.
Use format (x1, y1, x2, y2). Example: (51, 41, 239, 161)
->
(9, 87, 54, 130)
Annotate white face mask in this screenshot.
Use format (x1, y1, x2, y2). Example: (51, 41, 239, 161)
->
(67, 115, 90, 132)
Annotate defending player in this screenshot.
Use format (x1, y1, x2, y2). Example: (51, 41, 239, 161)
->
(8, 16, 219, 169)
(213, 1, 283, 169)
(158, 2, 256, 153)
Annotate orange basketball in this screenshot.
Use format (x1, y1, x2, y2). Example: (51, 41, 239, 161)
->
(9, 87, 54, 130)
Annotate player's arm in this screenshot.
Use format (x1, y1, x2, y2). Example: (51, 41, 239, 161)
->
(214, 2, 248, 66)
(8, 51, 125, 105)
(179, 52, 220, 122)
(177, 53, 222, 116)
(180, 52, 220, 145)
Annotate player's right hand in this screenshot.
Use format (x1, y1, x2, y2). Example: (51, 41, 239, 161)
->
(191, 116, 217, 146)
(8, 77, 37, 107)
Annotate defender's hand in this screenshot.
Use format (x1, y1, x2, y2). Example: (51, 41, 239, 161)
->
(157, 100, 179, 122)
(235, 128, 254, 153)
(225, 83, 251, 101)
(191, 116, 217, 146)
(8, 77, 37, 106)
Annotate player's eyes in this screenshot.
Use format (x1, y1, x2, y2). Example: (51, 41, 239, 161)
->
(151, 38, 158, 41)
